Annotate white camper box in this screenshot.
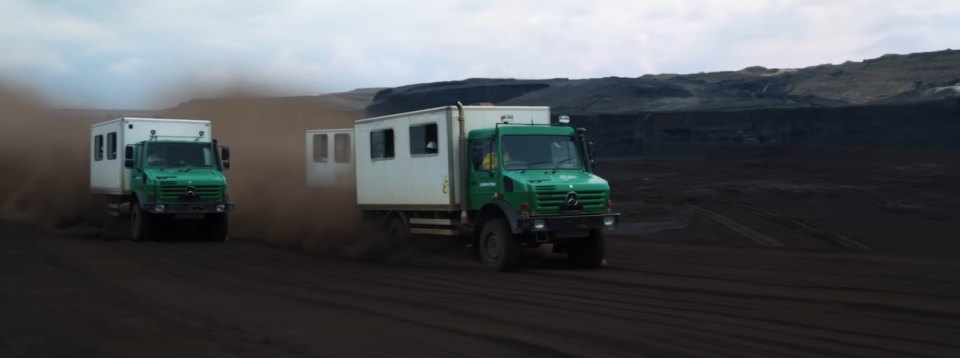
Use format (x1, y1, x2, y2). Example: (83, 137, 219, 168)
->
(90, 118, 212, 195)
(305, 129, 355, 187)
(351, 106, 550, 209)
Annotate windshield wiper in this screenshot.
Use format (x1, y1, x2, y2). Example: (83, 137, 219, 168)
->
(520, 160, 550, 173)
(169, 162, 195, 172)
(552, 157, 576, 174)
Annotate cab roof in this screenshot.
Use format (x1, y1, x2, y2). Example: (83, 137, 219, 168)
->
(468, 124, 575, 140)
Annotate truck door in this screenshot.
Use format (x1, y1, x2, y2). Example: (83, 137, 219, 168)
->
(468, 139, 499, 210)
(129, 143, 145, 191)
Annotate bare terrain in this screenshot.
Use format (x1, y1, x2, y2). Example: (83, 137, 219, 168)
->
(3, 152, 960, 357)
(601, 147, 960, 258)
(2, 219, 959, 357)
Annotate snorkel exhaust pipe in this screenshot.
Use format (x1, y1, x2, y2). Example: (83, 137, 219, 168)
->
(457, 102, 469, 227)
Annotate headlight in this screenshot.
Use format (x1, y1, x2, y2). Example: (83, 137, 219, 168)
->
(216, 204, 226, 212)
(603, 216, 615, 226)
(533, 219, 546, 230)
(155, 204, 166, 213)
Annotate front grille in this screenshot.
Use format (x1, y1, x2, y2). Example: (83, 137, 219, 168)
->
(158, 185, 223, 202)
(534, 190, 606, 214)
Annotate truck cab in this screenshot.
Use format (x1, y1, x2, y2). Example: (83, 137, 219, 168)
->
(123, 139, 235, 241)
(467, 123, 618, 270)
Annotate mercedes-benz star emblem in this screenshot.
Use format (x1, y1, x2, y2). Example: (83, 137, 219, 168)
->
(565, 191, 579, 207)
(185, 186, 197, 198)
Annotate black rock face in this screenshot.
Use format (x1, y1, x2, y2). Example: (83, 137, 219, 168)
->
(364, 50, 960, 156)
(366, 78, 560, 116)
(573, 98, 960, 157)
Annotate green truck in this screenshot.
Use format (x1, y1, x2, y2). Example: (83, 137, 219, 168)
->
(90, 117, 235, 241)
(307, 104, 619, 271)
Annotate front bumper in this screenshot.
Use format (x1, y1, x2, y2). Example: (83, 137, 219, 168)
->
(517, 213, 620, 232)
(140, 202, 236, 214)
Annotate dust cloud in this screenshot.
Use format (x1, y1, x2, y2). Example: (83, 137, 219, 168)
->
(158, 93, 365, 250)
(0, 81, 466, 265)
(0, 85, 101, 229)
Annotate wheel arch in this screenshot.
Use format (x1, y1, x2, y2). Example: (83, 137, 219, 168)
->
(473, 199, 520, 244)
(131, 190, 147, 206)
(382, 210, 408, 228)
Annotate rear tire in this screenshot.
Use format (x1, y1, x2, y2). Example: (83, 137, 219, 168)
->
(385, 214, 409, 243)
(201, 214, 229, 242)
(130, 201, 153, 242)
(567, 229, 606, 268)
(478, 219, 520, 272)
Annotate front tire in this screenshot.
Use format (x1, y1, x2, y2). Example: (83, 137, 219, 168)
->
(130, 201, 153, 242)
(201, 214, 229, 242)
(478, 219, 520, 272)
(567, 229, 606, 268)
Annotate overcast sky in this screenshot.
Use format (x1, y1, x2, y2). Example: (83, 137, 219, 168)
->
(1, 0, 958, 109)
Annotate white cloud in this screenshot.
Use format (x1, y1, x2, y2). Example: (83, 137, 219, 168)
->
(0, 0, 129, 75)
(0, 43, 73, 74)
(109, 58, 146, 75)
(2, 0, 960, 108)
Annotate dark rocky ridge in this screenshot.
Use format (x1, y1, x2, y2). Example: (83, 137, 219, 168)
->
(175, 87, 385, 117)
(367, 50, 960, 156)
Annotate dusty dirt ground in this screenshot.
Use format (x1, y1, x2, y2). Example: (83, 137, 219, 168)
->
(3, 152, 960, 357)
(2, 218, 959, 357)
(601, 147, 960, 258)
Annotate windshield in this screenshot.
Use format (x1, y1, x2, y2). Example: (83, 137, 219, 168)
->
(145, 142, 216, 168)
(501, 135, 583, 171)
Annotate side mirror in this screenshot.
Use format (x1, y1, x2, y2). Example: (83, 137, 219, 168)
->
(220, 146, 231, 170)
(124, 145, 135, 168)
(587, 140, 598, 169)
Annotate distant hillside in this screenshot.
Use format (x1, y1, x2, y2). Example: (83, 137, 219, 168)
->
(367, 49, 960, 117)
(117, 50, 958, 155)
(169, 87, 384, 116)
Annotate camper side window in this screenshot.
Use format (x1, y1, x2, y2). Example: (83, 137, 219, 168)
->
(313, 134, 328, 163)
(334, 133, 351, 163)
(370, 129, 394, 159)
(94, 135, 104, 161)
(107, 132, 118, 160)
(410, 123, 438, 156)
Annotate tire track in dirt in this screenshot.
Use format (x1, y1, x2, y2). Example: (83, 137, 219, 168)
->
(117, 240, 960, 357)
(516, 271, 959, 356)
(608, 242, 960, 288)
(114, 245, 756, 356)
(3, 232, 301, 358)
(686, 204, 785, 247)
(116, 243, 609, 356)
(7, 219, 960, 357)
